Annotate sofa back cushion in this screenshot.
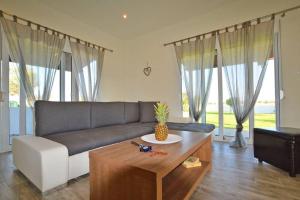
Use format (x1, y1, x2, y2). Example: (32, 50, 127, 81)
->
(124, 102, 139, 123)
(139, 101, 158, 123)
(91, 102, 125, 128)
(35, 101, 91, 136)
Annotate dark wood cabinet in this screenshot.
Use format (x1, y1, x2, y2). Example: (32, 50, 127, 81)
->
(254, 127, 300, 177)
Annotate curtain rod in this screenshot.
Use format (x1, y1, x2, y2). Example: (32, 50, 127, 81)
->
(0, 10, 113, 52)
(164, 4, 300, 46)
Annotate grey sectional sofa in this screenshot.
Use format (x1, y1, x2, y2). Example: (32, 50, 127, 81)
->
(35, 101, 215, 156)
(13, 101, 215, 192)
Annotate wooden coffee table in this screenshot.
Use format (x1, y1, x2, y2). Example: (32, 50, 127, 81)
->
(89, 130, 212, 200)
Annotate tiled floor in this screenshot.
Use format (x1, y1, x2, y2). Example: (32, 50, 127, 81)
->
(0, 142, 300, 200)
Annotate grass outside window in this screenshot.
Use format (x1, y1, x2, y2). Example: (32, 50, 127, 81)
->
(206, 112, 275, 129)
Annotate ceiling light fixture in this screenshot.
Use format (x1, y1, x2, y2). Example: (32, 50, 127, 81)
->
(122, 14, 127, 19)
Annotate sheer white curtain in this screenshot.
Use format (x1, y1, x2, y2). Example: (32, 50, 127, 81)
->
(0, 23, 3, 102)
(174, 35, 216, 122)
(70, 41, 104, 101)
(0, 17, 65, 107)
(219, 20, 274, 148)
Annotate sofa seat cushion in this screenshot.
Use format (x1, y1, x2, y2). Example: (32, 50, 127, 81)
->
(43, 123, 153, 156)
(167, 122, 215, 133)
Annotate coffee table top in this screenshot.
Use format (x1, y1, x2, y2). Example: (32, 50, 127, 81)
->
(89, 130, 211, 178)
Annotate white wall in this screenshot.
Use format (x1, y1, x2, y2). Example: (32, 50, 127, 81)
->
(0, 0, 128, 101)
(280, 10, 300, 128)
(119, 0, 300, 120)
(1, 0, 300, 126)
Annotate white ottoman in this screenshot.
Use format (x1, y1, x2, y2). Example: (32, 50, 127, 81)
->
(12, 136, 69, 192)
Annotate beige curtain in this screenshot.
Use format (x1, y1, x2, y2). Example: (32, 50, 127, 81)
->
(0, 17, 65, 107)
(70, 41, 104, 101)
(219, 20, 274, 148)
(174, 35, 216, 122)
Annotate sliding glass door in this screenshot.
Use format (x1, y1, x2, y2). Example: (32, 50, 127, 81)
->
(181, 57, 277, 143)
(9, 61, 22, 144)
(0, 49, 73, 152)
(0, 25, 74, 152)
(220, 58, 275, 142)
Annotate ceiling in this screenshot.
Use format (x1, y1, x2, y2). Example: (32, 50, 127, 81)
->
(1, 0, 299, 40)
(38, 0, 232, 39)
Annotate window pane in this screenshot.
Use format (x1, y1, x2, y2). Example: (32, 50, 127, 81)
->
(79, 66, 90, 101)
(65, 70, 72, 101)
(182, 71, 189, 118)
(9, 62, 20, 143)
(254, 59, 276, 128)
(49, 69, 60, 101)
(26, 102, 33, 135)
(61, 52, 72, 101)
(78, 61, 98, 101)
(222, 66, 249, 138)
(206, 68, 219, 135)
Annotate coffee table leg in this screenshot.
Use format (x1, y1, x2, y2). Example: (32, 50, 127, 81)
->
(192, 135, 212, 170)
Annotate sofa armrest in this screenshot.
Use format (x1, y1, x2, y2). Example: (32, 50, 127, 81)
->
(167, 122, 215, 133)
(168, 116, 193, 123)
(12, 136, 68, 192)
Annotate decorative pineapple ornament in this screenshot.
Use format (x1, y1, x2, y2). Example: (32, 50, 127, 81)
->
(154, 103, 169, 141)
